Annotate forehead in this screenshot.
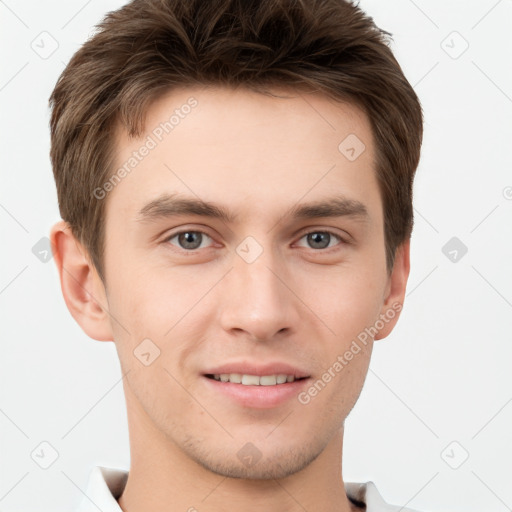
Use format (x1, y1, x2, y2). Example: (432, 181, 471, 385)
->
(107, 85, 380, 225)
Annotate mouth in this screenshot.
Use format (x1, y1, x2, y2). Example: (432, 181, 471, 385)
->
(202, 367, 311, 409)
(204, 373, 309, 385)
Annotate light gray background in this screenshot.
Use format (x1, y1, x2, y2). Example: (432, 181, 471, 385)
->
(1, 1, 511, 511)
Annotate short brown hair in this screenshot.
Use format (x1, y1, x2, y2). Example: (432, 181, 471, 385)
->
(49, 0, 423, 281)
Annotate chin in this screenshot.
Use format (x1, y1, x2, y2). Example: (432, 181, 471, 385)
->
(186, 439, 324, 480)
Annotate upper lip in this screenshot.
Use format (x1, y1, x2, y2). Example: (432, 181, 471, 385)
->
(203, 361, 311, 379)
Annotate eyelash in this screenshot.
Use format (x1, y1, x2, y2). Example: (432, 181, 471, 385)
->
(163, 228, 348, 253)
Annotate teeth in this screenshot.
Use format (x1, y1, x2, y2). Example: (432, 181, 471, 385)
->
(259, 375, 277, 386)
(242, 374, 260, 385)
(211, 373, 298, 385)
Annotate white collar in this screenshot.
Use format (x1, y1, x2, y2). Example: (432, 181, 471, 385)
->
(75, 466, 423, 512)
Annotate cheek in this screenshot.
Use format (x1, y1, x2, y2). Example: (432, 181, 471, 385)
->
(304, 266, 386, 343)
(107, 265, 216, 371)
(108, 263, 187, 327)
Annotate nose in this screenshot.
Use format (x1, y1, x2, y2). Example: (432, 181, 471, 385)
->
(218, 245, 301, 342)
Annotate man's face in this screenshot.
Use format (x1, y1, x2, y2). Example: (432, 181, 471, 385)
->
(100, 86, 404, 479)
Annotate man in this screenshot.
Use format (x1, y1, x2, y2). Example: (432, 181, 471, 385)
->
(49, 0, 424, 510)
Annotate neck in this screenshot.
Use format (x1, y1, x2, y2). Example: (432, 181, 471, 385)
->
(117, 385, 358, 512)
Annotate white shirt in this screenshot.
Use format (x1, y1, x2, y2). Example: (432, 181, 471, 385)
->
(75, 466, 424, 512)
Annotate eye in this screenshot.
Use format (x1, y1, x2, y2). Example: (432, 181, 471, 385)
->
(296, 230, 344, 250)
(165, 230, 214, 251)
(163, 228, 346, 253)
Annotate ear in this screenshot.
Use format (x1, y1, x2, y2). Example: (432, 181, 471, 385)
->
(50, 220, 114, 341)
(374, 239, 410, 340)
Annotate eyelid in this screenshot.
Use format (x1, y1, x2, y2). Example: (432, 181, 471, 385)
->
(297, 224, 352, 240)
(162, 226, 351, 253)
(163, 227, 216, 248)
(294, 228, 350, 249)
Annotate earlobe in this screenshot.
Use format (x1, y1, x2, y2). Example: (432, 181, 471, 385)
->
(374, 239, 411, 341)
(50, 220, 114, 342)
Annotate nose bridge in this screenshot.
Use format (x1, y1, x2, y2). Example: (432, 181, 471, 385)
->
(219, 239, 299, 340)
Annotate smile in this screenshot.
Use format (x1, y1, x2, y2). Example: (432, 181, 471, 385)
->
(206, 373, 306, 385)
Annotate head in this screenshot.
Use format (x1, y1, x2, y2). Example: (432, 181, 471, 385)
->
(49, 0, 422, 480)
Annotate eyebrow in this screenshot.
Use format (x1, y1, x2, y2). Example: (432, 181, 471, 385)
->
(136, 193, 369, 224)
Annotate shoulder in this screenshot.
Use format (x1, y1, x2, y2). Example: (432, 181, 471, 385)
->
(74, 466, 128, 512)
(345, 480, 428, 512)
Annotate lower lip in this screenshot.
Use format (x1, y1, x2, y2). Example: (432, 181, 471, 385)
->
(202, 376, 311, 409)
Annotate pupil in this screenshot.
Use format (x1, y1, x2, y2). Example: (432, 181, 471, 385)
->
(309, 232, 329, 249)
(177, 232, 330, 250)
(180, 232, 201, 249)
